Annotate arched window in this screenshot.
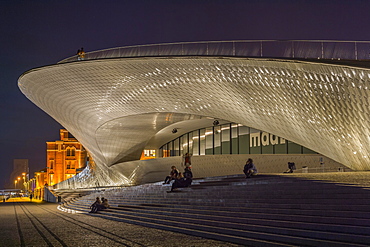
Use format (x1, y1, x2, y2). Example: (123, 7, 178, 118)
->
(66, 147, 76, 157)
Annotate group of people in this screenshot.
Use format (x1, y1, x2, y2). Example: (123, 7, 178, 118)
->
(87, 157, 298, 214)
(243, 159, 297, 177)
(164, 155, 258, 192)
(89, 197, 110, 213)
(163, 153, 193, 192)
(163, 165, 193, 192)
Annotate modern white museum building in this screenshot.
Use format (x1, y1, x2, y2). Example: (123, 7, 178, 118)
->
(18, 40, 370, 189)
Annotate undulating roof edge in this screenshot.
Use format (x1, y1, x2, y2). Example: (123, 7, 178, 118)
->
(58, 40, 370, 64)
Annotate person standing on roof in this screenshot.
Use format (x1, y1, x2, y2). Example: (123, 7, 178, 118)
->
(79, 47, 85, 60)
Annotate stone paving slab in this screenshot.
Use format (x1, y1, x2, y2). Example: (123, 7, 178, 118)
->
(0, 197, 242, 247)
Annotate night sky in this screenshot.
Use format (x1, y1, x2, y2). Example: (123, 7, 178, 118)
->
(1, 0, 370, 187)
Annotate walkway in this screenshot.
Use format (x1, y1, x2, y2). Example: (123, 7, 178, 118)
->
(0, 198, 240, 247)
(3, 172, 370, 246)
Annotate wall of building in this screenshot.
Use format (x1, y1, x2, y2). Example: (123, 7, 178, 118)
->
(54, 152, 345, 190)
(111, 153, 346, 185)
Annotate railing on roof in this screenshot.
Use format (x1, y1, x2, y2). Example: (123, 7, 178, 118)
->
(58, 40, 370, 64)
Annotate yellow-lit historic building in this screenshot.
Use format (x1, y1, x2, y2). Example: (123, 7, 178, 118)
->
(31, 129, 88, 199)
(46, 129, 87, 186)
(33, 168, 47, 200)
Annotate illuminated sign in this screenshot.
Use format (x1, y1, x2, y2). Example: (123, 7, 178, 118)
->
(250, 131, 286, 147)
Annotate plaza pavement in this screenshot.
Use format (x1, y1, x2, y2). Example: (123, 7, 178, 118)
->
(2, 171, 370, 246)
(0, 197, 241, 247)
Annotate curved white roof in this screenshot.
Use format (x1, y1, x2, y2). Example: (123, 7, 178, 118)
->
(18, 41, 370, 188)
(19, 55, 370, 172)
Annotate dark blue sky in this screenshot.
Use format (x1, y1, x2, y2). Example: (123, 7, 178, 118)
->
(1, 0, 370, 187)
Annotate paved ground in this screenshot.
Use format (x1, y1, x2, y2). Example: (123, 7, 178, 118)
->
(2, 171, 370, 247)
(0, 197, 241, 247)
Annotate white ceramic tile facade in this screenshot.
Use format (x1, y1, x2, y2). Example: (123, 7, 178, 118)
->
(18, 56, 370, 189)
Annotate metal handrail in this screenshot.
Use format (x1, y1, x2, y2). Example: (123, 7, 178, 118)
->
(58, 40, 370, 64)
(299, 166, 349, 173)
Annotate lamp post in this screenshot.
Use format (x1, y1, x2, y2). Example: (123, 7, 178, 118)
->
(17, 177, 21, 192)
(22, 173, 25, 191)
(22, 172, 28, 192)
(14, 180, 17, 189)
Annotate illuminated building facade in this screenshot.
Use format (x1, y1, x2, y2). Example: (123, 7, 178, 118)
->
(33, 168, 47, 200)
(18, 40, 370, 189)
(46, 129, 87, 186)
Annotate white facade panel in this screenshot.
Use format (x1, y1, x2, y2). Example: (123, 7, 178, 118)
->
(19, 56, 370, 188)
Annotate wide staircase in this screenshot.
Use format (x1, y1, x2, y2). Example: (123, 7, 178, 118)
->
(59, 174, 370, 246)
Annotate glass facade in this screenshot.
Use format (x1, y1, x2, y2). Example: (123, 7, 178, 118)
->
(205, 127, 213, 155)
(192, 130, 199, 156)
(159, 123, 317, 157)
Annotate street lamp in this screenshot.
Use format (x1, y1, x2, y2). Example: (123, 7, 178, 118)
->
(17, 177, 21, 191)
(14, 180, 17, 189)
(22, 173, 27, 191)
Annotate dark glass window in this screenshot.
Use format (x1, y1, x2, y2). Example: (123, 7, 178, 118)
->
(221, 124, 230, 154)
(173, 139, 180, 156)
(231, 124, 239, 154)
(288, 140, 302, 154)
(205, 127, 214, 155)
(214, 125, 221, 154)
(158, 122, 316, 158)
(199, 129, 206, 155)
(238, 125, 249, 154)
(192, 130, 199, 155)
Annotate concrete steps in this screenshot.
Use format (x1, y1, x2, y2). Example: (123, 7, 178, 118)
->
(59, 174, 370, 246)
(69, 200, 370, 226)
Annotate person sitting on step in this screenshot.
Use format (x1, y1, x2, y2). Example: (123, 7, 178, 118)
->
(243, 158, 258, 178)
(163, 166, 179, 184)
(284, 162, 296, 173)
(89, 197, 101, 213)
